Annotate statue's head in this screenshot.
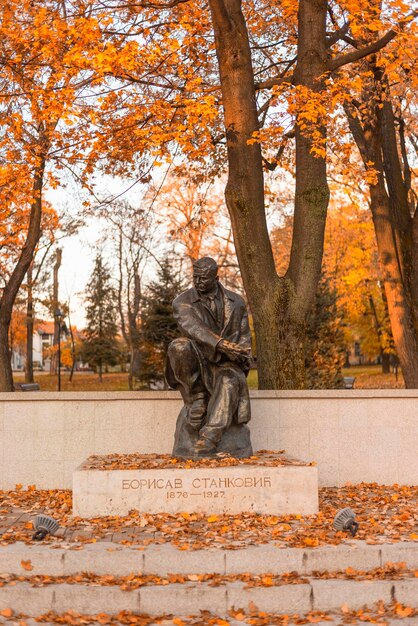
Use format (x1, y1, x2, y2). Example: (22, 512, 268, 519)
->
(193, 257, 218, 294)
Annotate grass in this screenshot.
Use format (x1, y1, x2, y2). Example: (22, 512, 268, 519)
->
(13, 371, 131, 392)
(247, 369, 258, 389)
(342, 364, 404, 388)
(13, 364, 404, 392)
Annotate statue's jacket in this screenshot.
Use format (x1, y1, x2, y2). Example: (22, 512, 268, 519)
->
(166, 283, 252, 424)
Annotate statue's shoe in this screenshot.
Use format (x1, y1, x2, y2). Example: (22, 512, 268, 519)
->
(194, 437, 217, 456)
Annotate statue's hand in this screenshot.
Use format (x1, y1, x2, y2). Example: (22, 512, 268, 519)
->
(218, 339, 251, 367)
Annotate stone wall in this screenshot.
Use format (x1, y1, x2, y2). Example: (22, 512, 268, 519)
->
(0, 390, 417, 489)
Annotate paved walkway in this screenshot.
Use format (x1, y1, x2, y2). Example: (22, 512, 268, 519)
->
(0, 507, 153, 544)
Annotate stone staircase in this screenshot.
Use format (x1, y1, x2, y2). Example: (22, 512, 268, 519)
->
(1, 541, 418, 623)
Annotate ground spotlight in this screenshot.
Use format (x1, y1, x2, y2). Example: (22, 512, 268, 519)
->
(333, 507, 359, 536)
(32, 515, 60, 540)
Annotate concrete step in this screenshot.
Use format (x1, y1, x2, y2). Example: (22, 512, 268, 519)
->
(1, 618, 418, 626)
(0, 578, 417, 615)
(0, 611, 418, 626)
(1, 541, 417, 620)
(1, 540, 418, 577)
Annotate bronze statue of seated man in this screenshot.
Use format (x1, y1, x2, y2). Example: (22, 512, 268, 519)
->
(165, 256, 253, 458)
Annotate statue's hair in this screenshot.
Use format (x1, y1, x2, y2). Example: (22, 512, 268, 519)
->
(193, 257, 218, 273)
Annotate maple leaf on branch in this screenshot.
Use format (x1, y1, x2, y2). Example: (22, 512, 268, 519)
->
(328, 10, 418, 72)
(105, 0, 191, 9)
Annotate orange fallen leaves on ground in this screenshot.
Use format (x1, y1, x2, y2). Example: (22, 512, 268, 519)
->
(20, 559, 33, 571)
(80, 451, 303, 472)
(233, 612, 246, 621)
(1, 483, 417, 551)
(394, 603, 415, 617)
(303, 536, 319, 547)
(1, 563, 414, 592)
(17, 602, 418, 625)
(0, 608, 13, 617)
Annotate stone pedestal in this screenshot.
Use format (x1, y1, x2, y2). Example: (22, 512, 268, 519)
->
(73, 453, 318, 518)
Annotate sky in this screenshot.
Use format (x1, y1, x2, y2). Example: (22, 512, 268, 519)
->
(47, 174, 153, 329)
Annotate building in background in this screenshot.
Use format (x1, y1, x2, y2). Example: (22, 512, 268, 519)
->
(11, 322, 68, 371)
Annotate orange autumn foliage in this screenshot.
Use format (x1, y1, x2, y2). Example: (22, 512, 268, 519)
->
(1, 0, 416, 389)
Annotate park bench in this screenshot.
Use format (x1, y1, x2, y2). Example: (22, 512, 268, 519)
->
(14, 382, 40, 391)
(343, 376, 356, 389)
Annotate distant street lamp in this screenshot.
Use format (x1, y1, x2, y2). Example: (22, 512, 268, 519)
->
(54, 309, 64, 392)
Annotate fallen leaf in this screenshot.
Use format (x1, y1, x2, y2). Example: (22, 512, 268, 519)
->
(248, 600, 259, 613)
(0, 609, 13, 617)
(20, 559, 33, 571)
(304, 536, 319, 547)
(395, 603, 414, 617)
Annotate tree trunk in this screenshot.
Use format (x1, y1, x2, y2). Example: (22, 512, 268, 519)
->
(208, 0, 280, 388)
(25, 263, 34, 383)
(0, 158, 46, 392)
(128, 272, 143, 390)
(68, 306, 76, 383)
(50, 248, 62, 375)
(285, 0, 330, 386)
(368, 292, 391, 374)
(381, 351, 390, 374)
(208, 0, 328, 388)
(369, 177, 418, 386)
(129, 346, 142, 390)
(116, 226, 143, 391)
(345, 70, 418, 387)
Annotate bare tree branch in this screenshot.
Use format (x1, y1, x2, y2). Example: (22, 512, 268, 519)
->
(326, 22, 349, 47)
(255, 58, 296, 91)
(262, 129, 295, 171)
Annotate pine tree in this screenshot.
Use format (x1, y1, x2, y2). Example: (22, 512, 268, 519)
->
(139, 259, 183, 387)
(80, 253, 120, 382)
(305, 274, 346, 389)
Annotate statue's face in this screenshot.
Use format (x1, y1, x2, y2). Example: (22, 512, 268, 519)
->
(193, 268, 218, 294)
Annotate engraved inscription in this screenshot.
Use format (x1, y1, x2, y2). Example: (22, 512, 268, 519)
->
(122, 478, 183, 490)
(192, 477, 271, 488)
(121, 475, 272, 500)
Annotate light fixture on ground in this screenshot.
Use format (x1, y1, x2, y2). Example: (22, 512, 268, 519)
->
(32, 515, 60, 540)
(333, 507, 359, 536)
(54, 308, 64, 391)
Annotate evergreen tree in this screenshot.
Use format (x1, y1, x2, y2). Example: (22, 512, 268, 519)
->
(139, 259, 183, 387)
(80, 253, 120, 381)
(305, 275, 346, 389)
